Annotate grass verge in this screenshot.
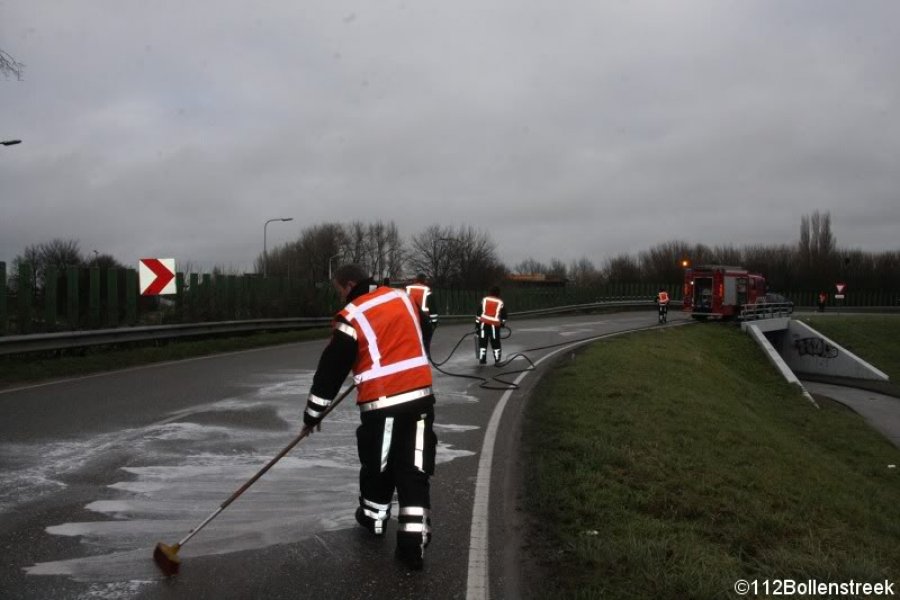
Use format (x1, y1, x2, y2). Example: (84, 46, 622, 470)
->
(796, 314, 900, 382)
(0, 328, 330, 389)
(523, 324, 900, 600)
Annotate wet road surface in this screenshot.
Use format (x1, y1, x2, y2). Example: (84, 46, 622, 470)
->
(0, 310, 683, 599)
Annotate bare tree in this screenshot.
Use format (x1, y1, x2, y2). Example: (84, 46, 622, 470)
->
(407, 224, 456, 285)
(89, 253, 126, 270)
(453, 225, 505, 289)
(512, 258, 548, 275)
(639, 240, 694, 283)
(1, 48, 25, 80)
(408, 224, 504, 288)
(365, 221, 404, 281)
(568, 257, 602, 286)
(342, 221, 369, 266)
(603, 254, 641, 283)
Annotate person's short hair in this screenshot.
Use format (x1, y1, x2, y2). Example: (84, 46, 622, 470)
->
(489, 286, 501, 297)
(333, 263, 370, 287)
(415, 273, 427, 283)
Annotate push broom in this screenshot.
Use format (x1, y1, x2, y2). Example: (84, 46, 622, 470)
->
(153, 384, 355, 574)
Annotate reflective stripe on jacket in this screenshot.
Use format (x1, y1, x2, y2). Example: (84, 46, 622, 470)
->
(658, 291, 669, 305)
(478, 296, 504, 326)
(339, 287, 433, 405)
(405, 284, 431, 313)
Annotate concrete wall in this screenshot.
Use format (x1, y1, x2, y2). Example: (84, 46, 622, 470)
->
(743, 322, 817, 405)
(776, 320, 889, 381)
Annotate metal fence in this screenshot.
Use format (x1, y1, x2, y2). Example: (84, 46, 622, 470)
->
(0, 261, 682, 336)
(4, 260, 898, 337)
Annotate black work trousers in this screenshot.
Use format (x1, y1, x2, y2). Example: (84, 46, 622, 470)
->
(477, 322, 502, 363)
(357, 401, 436, 552)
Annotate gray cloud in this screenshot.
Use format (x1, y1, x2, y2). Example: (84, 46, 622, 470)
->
(2, 0, 898, 273)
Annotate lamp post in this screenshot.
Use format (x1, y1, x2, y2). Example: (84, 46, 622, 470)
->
(328, 253, 342, 281)
(263, 217, 293, 278)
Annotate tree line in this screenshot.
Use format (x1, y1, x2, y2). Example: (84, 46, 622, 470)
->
(7, 212, 900, 293)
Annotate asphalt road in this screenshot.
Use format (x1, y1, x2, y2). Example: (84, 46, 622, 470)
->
(0, 310, 686, 600)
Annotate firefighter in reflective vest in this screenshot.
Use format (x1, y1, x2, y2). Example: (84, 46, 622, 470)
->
(405, 273, 434, 358)
(656, 288, 670, 321)
(303, 264, 436, 570)
(476, 286, 507, 365)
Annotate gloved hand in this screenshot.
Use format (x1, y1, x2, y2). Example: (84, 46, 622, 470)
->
(303, 409, 322, 432)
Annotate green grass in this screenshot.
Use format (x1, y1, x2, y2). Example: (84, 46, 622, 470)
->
(796, 315, 900, 381)
(523, 324, 900, 600)
(0, 328, 330, 389)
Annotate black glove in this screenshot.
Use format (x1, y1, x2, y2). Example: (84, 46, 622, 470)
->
(303, 408, 322, 431)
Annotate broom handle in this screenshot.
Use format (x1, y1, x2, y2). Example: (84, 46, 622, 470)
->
(175, 383, 356, 548)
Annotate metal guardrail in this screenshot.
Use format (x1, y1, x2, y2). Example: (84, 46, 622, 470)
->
(740, 302, 795, 321)
(0, 317, 331, 356)
(0, 299, 657, 356)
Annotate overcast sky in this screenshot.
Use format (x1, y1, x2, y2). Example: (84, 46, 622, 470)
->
(2, 0, 898, 274)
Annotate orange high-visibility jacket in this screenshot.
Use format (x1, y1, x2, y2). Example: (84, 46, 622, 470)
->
(657, 291, 670, 305)
(478, 296, 504, 326)
(338, 287, 432, 405)
(405, 283, 432, 314)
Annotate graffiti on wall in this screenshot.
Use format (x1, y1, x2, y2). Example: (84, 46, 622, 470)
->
(794, 337, 839, 359)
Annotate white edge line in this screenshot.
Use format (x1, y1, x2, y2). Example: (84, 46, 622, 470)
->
(465, 324, 666, 600)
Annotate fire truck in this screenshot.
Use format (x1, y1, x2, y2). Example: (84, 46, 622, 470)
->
(682, 265, 766, 319)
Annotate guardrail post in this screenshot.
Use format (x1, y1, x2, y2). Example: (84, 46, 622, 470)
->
(126, 269, 137, 325)
(45, 266, 58, 332)
(107, 268, 119, 328)
(0, 261, 6, 335)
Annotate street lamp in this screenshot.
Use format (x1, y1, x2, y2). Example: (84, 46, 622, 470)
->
(263, 217, 293, 278)
(328, 253, 342, 281)
(1, 140, 22, 146)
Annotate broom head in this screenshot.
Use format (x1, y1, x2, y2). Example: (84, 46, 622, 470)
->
(153, 542, 181, 575)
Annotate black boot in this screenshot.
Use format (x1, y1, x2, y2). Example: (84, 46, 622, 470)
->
(395, 543, 424, 571)
(355, 506, 386, 537)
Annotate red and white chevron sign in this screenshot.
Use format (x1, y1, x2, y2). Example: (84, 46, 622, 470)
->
(139, 258, 176, 295)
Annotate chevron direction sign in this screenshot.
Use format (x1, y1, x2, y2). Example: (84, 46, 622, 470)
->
(139, 258, 176, 295)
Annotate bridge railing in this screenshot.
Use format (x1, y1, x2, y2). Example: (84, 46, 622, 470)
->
(740, 302, 795, 321)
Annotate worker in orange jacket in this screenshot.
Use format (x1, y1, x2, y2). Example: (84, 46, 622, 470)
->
(303, 264, 436, 570)
(656, 288, 670, 323)
(476, 286, 507, 365)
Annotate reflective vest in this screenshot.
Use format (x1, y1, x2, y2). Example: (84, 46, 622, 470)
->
(478, 296, 504, 326)
(658, 291, 669, 305)
(338, 287, 432, 406)
(405, 284, 431, 313)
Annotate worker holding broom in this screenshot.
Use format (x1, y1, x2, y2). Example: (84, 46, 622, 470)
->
(303, 263, 437, 571)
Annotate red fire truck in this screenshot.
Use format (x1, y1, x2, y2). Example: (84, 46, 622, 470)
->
(683, 265, 766, 319)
